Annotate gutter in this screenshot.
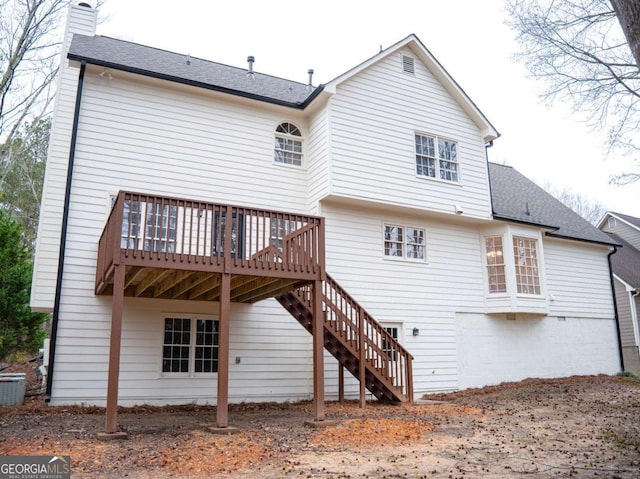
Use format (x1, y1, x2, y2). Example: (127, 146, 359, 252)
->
(545, 232, 620, 248)
(485, 141, 496, 216)
(607, 245, 625, 372)
(492, 213, 558, 231)
(492, 216, 618, 248)
(46, 61, 87, 402)
(67, 53, 325, 110)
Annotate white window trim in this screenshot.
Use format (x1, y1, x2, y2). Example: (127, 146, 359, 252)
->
(274, 121, 305, 169)
(381, 322, 403, 342)
(382, 223, 427, 263)
(481, 226, 546, 298)
(414, 132, 462, 184)
(483, 234, 508, 296)
(512, 234, 543, 297)
(159, 313, 220, 378)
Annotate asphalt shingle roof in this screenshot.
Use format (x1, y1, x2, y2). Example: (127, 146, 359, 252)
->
(66, 36, 619, 248)
(68, 35, 319, 107)
(606, 233, 640, 288)
(488, 163, 616, 245)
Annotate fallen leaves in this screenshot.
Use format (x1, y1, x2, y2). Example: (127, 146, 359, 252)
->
(0, 375, 638, 478)
(311, 417, 434, 450)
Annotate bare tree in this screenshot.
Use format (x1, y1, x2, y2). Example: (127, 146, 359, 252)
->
(541, 181, 608, 224)
(610, 0, 640, 68)
(0, 0, 69, 142)
(506, 0, 640, 184)
(0, 0, 78, 251)
(0, 118, 50, 247)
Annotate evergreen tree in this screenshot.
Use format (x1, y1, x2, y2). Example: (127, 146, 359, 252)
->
(0, 209, 47, 359)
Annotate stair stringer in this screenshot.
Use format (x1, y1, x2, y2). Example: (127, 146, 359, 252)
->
(275, 274, 413, 403)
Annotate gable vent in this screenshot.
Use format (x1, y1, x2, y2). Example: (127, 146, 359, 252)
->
(402, 55, 415, 74)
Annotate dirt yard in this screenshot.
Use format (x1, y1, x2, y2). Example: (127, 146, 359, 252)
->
(0, 369, 639, 478)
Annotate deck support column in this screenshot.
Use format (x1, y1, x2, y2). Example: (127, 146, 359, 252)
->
(216, 272, 231, 428)
(338, 365, 344, 403)
(102, 264, 126, 438)
(312, 279, 325, 422)
(358, 306, 366, 409)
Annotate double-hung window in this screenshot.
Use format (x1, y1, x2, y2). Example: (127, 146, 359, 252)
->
(513, 236, 541, 295)
(485, 236, 506, 293)
(116, 197, 177, 252)
(270, 218, 297, 251)
(384, 224, 425, 260)
(415, 134, 459, 182)
(162, 317, 219, 374)
(145, 203, 178, 253)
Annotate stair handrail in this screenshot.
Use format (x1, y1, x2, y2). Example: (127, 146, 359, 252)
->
(293, 273, 413, 400)
(283, 222, 320, 274)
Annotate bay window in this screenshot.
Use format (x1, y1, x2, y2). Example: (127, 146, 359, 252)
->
(484, 230, 544, 298)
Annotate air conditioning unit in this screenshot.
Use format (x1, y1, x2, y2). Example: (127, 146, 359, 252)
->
(0, 373, 26, 406)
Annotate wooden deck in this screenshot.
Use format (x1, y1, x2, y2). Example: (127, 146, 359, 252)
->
(95, 191, 412, 436)
(95, 191, 325, 301)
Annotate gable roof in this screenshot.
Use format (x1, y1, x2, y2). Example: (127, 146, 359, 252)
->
(325, 34, 499, 143)
(68, 33, 499, 139)
(488, 163, 616, 246)
(598, 211, 640, 231)
(68, 34, 322, 108)
(606, 233, 640, 288)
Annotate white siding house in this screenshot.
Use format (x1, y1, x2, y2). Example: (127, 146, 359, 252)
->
(599, 212, 640, 375)
(32, 3, 621, 433)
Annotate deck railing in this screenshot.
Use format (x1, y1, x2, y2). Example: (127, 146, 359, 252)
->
(96, 191, 325, 292)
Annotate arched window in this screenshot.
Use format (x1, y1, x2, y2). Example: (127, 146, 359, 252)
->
(274, 122, 303, 166)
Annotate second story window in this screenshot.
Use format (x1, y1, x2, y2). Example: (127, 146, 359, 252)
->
(274, 122, 303, 166)
(415, 134, 459, 183)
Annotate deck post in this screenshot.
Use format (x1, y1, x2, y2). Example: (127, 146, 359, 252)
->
(216, 272, 231, 428)
(338, 365, 344, 403)
(312, 279, 325, 421)
(103, 264, 126, 437)
(358, 306, 366, 408)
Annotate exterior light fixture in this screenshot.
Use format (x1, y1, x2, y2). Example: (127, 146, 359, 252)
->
(412, 327, 419, 336)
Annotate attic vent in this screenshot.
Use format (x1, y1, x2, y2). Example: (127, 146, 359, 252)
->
(608, 217, 617, 228)
(402, 55, 415, 74)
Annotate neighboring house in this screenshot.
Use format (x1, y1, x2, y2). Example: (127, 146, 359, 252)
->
(32, 4, 621, 435)
(598, 212, 640, 375)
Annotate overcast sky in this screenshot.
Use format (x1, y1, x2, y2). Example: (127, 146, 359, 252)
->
(96, 0, 640, 218)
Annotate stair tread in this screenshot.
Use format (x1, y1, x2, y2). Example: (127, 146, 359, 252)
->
(275, 281, 412, 403)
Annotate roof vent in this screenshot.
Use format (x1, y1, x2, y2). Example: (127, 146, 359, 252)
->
(78, 2, 91, 7)
(247, 56, 255, 78)
(402, 55, 415, 74)
(307, 69, 314, 89)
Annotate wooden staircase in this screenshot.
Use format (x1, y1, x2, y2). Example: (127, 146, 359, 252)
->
(276, 274, 413, 403)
